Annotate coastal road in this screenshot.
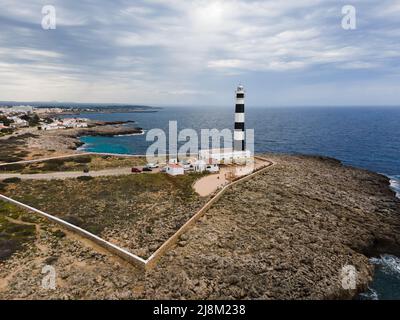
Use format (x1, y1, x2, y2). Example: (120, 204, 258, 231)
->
(0, 167, 160, 181)
(0, 152, 145, 167)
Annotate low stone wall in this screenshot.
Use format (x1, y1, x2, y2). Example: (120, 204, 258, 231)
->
(0, 156, 274, 271)
(0, 194, 146, 270)
(145, 156, 274, 269)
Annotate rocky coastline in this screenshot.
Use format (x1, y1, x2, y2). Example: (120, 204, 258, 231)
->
(0, 122, 143, 162)
(0, 155, 399, 299)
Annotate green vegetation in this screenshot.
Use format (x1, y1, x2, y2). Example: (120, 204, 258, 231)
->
(3, 172, 207, 257)
(52, 229, 66, 238)
(0, 133, 34, 163)
(0, 115, 13, 126)
(20, 113, 40, 127)
(0, 163, 24, 172)
(0, 201, 36, 261)
(0, 128, 14, 137)
(2, 177, 22, 184)
(0, 155, 146, 174)
(77, 176, 94, 181)
(73, 156, 92, 164)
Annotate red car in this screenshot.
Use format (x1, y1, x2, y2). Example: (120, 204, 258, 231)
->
(131, 167, 142, 173)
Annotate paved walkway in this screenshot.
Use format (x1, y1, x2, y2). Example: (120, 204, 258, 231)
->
(193, 158, 271, 197)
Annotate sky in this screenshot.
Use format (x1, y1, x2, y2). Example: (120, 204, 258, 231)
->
(0, 0, 399, 107)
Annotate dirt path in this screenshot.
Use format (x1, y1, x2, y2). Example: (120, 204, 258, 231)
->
(0, 167, 160, 180)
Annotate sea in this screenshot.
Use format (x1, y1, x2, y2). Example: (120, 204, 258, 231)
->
(67, 106, 400, 299)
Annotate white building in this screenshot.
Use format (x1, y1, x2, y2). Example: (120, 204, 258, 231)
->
(192, 160, 220, 173)
(199, 148, 251, 165)
(165, 164, 184, 176)
(39, 118, 88, 130)
(193, 160, 207, 172)
(62, 118, 89, 128)
(10, 117, 29, 128)
(206, 163, 220, 173)
(41, 123, 65, 130)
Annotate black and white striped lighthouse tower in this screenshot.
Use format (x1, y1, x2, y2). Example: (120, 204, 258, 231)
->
(234, 85, 245, 151)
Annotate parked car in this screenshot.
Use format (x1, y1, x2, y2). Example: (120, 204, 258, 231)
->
(83, 167, 90, 173)
(142, 167, 152, 172)
(146, 163, 159, 168)
(131, 167, 142, 173)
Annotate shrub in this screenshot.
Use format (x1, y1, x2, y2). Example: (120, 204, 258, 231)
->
(0, 163, 24, 172)
(0, 157, 23, 163)
(0, 182, 7, 191)
(52, 230, 66, 238)
(2, 177, 22, 184)
(46, 158, 65, 165)
(41, 163, 62, 171)
(77, 176, 93, 181)
(73, 156, 92, 164)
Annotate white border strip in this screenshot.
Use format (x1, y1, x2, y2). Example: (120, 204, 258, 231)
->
(0, 155, 274, 270)
(0, 194, 146, 269)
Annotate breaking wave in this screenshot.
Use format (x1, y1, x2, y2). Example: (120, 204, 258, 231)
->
(359, 287, 379, 300)
(389, 175, 400, 199)
(370, 255, 400, 279)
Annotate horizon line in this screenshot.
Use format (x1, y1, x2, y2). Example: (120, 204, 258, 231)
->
(1, 101, 400, 109)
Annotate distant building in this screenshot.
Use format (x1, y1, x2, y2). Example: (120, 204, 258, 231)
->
(34, 107, 63, 114)
(9, 117, 29, 128)
(40, 123, 65, 130)
(39, 118, 88, 130)
(165, 164, 184, 176)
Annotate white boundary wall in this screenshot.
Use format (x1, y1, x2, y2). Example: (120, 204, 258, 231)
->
(0, 154, 274, 270)
(0, 194, 146, 269)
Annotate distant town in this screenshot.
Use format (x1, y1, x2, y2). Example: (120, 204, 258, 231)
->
(0, 104, 159, 137)
(0, 105, 89, 135)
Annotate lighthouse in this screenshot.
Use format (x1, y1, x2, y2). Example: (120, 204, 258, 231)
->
(198, 84, 251, 165)
(234, 85, 245, 151)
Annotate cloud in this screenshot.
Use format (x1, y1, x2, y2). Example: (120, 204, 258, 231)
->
(0, 0, 398, 105)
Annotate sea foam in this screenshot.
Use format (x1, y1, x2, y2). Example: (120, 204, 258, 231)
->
(371, 255, 400, 279)
(389, 175, 400, 199)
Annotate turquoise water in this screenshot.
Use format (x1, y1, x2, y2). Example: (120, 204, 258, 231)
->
(71, 106, 400, 299)
(80, 136, 134, 154)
